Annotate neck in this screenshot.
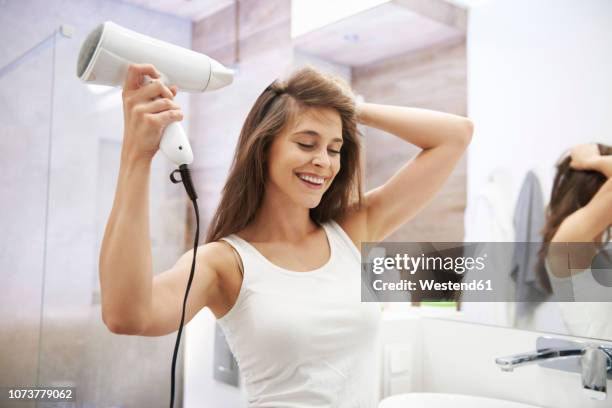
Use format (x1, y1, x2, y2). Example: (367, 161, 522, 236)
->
(242, 191, 319, 243)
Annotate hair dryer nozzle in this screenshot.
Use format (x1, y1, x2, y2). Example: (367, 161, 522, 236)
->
(207, 59, 234, 90)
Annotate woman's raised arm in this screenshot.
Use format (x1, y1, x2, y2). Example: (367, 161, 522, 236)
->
(356, 103, 473, 242)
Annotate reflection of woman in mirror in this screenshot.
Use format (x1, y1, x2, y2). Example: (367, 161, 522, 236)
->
(537, 143, 612, 338)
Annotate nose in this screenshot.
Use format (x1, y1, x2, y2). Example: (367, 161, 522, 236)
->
(311, 148, 332, 168)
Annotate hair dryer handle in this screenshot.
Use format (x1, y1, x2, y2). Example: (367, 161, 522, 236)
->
(161, 122, 193, 166)
(142, 74, 194, 166)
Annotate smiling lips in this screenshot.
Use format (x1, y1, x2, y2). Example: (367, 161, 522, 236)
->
(296, 172, 327, 189)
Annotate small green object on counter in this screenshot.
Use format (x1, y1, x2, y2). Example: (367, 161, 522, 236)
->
(421, 300, 457, 308)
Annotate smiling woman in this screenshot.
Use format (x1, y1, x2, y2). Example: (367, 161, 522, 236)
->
(99, 64, 472, 408)
(205, 67, 364, 242)
(199, 66, 470, 407)
(204, 67, 384, 406)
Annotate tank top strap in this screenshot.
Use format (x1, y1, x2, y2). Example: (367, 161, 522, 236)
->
(218, 234, 257, 280)
(326, 219, 361, 261)
(219, 233, 255, 254)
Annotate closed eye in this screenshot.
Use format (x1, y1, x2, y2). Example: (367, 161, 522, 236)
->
(297, 143, 341, 155)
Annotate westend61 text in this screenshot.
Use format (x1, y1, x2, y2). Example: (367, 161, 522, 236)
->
(372, 279, 493, 292)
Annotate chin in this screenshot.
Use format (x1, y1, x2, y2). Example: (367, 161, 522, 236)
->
(308, 201, 322, 209)
(303, 197, 322, 209)
(295, 192, 322, 208)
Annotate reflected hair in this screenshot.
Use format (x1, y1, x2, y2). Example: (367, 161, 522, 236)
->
(205, 66, 363, 243)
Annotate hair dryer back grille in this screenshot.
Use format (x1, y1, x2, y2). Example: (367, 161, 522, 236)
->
(77, 23, 104, 78)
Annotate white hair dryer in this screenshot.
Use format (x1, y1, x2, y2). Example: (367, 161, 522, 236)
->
(76, 21, 233, 166)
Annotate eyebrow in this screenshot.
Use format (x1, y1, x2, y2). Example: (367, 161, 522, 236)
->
(292, 130, 343, 144)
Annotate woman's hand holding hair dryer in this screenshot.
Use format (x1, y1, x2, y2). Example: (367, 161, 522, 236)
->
(121, 63, 183, 164)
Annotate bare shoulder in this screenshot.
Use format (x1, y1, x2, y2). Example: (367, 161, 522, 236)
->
(203, 240, 238, 268)
(334, 200, 368, 250)
(202, 239, 243, 285)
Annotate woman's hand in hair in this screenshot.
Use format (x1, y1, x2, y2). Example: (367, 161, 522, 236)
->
(594, 156, 612, 178)
(570, 143, 612, 177)
(120, 63, 182, 164)
(570, 143, 601, 171)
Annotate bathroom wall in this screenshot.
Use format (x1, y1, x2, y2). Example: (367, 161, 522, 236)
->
(0, 1, 191, 406)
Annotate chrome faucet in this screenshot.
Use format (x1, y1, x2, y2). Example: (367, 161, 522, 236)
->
(495, 336, 612, 400)
(582, 346, 611, 400)
(496, 347, 583, 372)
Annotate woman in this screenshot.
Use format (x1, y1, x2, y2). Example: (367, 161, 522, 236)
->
(99, 63, 473, 406)
(537, 143, 612, 338)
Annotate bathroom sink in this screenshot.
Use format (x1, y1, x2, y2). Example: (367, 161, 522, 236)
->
(378, 393, 542, 408)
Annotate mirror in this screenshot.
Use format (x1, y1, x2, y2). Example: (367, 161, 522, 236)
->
(366, 144, 612, 341)
(447, 0, 612, 342)
(456, 145, 612, 341)
(353, 0, 612, 342)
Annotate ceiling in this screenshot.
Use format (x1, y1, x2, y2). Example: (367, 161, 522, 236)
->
(293, 1, 465, 67)
(119, 0, 483, 23)
(119, 0, 234, 22)
(119, 0, 468, 67)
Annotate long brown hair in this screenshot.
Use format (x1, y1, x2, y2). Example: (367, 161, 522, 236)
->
(204, 66, 364, 244)
(536, 143, 612, 292)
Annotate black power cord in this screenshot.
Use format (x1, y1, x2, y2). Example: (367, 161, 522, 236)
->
(168, 164, 199, 408)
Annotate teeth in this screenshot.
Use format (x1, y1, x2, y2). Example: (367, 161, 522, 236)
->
(297, 173, 324, 185)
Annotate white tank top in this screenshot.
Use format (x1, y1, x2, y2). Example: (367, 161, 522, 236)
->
(218, 219, 382, 407)
(545, 251, 612, 339)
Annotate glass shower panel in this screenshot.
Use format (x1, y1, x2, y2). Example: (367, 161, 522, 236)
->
(0, 23, 188, 407)
(0, 31, 55, 408)
(33, 24, 189, 407)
